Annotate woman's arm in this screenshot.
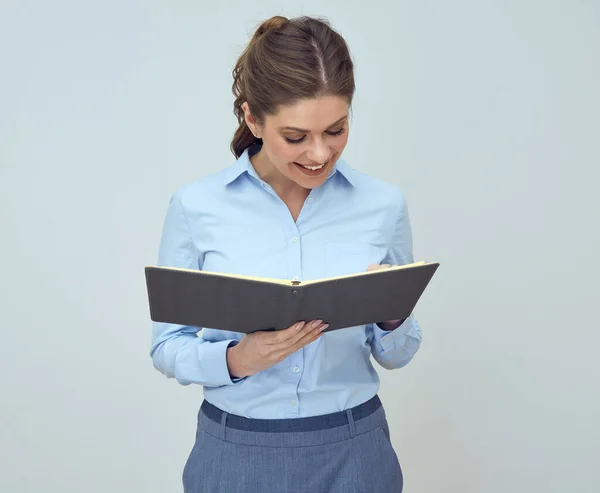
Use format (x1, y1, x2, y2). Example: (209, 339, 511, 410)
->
(369, 317, 423, 370)
(149, 187, 244, 387)
(368, 190, 423, 370)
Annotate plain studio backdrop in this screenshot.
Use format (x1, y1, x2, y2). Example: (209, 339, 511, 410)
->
(1, 1, 598, 492)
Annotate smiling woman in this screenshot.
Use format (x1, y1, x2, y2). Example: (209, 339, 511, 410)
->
(246, 95, 350, 188)
(228, 15, 357, 204)
(151, 14, 422, 493)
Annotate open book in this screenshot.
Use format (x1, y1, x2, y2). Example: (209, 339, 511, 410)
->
(144, 261, 439, 333)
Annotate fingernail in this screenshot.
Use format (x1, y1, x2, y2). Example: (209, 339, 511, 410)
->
(312, 319, 323, 328)
(320, 324, 329, 332)
(296, 321, 305, 330)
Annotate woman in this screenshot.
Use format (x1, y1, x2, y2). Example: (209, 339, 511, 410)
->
(151, 15, 422, 493)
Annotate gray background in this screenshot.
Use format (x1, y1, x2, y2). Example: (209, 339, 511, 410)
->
(1, 1, 598, 492)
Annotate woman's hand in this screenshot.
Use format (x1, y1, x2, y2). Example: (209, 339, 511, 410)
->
(226, 319, 328, 378)
(367, 263, 405, 331)
(366, 263, 392, 272)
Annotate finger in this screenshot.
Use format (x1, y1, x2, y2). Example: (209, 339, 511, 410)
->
(271, 323, 328, 362)
(271, 319, 322, 348)
(265, 321, 307, 345)
(292, 322, 328, 349)
(270, 321, 327, 360)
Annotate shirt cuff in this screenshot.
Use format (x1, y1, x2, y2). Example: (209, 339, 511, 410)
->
(199, 339, 245, 386)
(372, 317, 422, 353)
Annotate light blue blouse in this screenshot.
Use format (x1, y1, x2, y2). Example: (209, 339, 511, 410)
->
(150, 145, 422, 418)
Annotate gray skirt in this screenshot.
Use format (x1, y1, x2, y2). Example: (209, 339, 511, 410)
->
(182, 395, 403, 492)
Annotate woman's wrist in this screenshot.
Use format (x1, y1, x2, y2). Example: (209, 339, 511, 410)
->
(226, 344, 250, 379)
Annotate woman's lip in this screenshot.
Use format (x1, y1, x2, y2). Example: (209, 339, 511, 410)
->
(294, 158, 331, 167)
(293, 159, 331, 177)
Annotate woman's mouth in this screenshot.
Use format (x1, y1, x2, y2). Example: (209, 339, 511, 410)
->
(293, 158, 331, 176)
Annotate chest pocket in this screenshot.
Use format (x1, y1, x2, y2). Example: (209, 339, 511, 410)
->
(324, 241, 386, 278)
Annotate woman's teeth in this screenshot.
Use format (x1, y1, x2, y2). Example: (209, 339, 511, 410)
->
(299, 161, 327, 170)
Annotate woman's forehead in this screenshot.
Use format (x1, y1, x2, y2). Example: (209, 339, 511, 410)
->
(267, 96, 349, 131)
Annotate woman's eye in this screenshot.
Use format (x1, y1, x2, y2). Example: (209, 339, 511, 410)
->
(284, 136, 306, 144)
(327, 127, 346, 137)
(283, 127, 346, 145)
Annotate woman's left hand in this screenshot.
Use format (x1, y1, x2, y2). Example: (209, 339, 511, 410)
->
(366, 263, 404, 331)
(366, 263, 392, 273)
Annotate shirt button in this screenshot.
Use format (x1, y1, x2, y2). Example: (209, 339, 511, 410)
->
(307, 197, 314, 204)
(290, 400, 297, 406)
(293, 366, 300, 373)
(291, 236, 298, 243)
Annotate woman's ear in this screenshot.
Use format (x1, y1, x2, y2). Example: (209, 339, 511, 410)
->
(242, 102, 261, 138)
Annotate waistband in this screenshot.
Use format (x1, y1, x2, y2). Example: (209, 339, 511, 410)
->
(199, 395, 385, 447)
(201, 394, 382, 433)
(200, 395, 381, 433)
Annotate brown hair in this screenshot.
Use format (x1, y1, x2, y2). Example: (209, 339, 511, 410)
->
(230, 15, 355, 158)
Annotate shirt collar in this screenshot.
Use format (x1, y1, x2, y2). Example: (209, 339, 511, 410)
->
(223, 144, 357, 187)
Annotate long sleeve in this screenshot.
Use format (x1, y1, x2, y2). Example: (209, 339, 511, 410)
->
(149, 188, 242, 387)
(369, 191, 423, 370)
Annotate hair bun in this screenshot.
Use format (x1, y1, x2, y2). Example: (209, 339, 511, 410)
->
(255, 15, 288, 37)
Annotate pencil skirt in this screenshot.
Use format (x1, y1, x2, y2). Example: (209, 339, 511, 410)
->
(182, 395, 403, 492)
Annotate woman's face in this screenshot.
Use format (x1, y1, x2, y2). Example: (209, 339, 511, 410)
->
(244, 95, 350, 189)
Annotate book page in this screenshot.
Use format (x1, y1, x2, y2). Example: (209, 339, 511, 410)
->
(145, 265, 294, 285)
(300, 261, 429, 285)
(146, 260, 433, 286)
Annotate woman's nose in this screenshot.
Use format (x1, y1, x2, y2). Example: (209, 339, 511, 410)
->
(306, 140, 330, 164)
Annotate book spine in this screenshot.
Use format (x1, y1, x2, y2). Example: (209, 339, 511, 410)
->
(276, 284, 304, 330)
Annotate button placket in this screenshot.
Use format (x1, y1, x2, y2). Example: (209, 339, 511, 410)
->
(285, 214, 301, 289)
(282, 199, 303, 416)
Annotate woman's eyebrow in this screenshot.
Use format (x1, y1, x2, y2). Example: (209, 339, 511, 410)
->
(279, 115, 348, 133)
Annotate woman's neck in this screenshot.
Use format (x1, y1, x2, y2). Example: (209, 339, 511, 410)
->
(250, 149, 310, 203)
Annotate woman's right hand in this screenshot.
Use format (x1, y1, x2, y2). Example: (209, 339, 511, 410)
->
(226, 320, 329, 378)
